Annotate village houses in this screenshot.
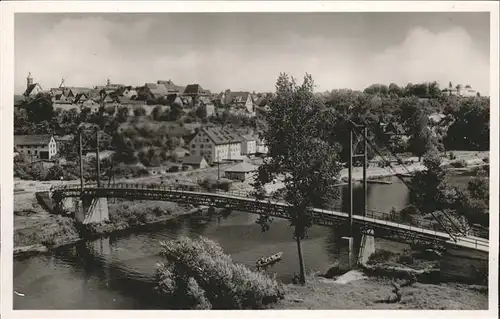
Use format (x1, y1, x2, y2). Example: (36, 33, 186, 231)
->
(14, 134, 58, 161)
(188, 126, 244, 164)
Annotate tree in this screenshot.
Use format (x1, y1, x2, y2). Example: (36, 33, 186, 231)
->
(116, 106, 129, 123)
(196, 105, 208, 119)
(23, 92, 54, 124)
(443, 97, 489, 151)
(409, 149, 448, 214)
(253, 74, 342, 284)
(388, 83, 402, 97)
(134, 107, 146, 116)
(168, 104, 183, 121)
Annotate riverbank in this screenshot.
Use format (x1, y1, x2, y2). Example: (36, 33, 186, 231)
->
(13, 199, 208, 258)
(273, 274, 487, 309)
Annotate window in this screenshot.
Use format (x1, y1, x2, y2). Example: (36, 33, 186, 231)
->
(200, 144, 204, 149)
(191, 144, 195, 148)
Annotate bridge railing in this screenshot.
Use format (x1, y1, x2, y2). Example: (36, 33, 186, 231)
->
(52, 183, 489, 250)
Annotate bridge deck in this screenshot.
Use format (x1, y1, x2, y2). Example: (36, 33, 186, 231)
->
(52, 184, 489, 252)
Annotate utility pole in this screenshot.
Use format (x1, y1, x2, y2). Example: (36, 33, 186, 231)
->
(79, 132, 84, 192)
(217, 153, 221, 180)
(96, 130, 100, 188)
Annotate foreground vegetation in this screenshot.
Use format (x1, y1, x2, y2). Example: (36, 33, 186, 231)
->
(155, 236, 285, 309)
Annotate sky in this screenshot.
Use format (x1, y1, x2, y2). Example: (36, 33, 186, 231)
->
(14, 12, 491, 95)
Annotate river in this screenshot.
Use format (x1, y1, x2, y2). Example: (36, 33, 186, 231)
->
(13, 173, 473, 309)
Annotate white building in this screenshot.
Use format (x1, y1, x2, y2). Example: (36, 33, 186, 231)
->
(461, 85, 478, 97)
(224, 162, 258, 182)
(241, 135, 257, 155)
(256, 138, 269, 155)
(188, 126, 243, 164)
(14, 134, 58, 161)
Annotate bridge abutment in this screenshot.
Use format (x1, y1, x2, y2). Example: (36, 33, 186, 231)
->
(357, 229, 376, 267)
(338, 236, 354, 272)
(74, 197, 110, 224)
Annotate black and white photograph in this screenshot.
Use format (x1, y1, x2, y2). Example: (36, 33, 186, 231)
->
(1, 0, 498, 316)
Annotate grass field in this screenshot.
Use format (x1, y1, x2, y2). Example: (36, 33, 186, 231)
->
(274, 275, 488, 310)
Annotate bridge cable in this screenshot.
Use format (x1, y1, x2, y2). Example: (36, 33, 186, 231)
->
(358, 121, 466, 239)
(361, 119, 468, 235)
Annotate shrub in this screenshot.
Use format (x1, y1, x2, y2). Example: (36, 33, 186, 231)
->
(482, 157, 489, 163)
(378, 159, 391, 168)
(450, 160, 468, 168)
(154, 236, 285, 309)
(45, 164, 64, 180)
(448, 152, 457, 160)
(367, 249, 396, 265)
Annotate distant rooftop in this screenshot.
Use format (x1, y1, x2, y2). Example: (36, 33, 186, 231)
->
(202, 126, 243, 145)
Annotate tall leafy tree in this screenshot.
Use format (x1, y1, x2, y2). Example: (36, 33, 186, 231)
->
(409, 148, 448, 214)
(253, 74, 342, 284)
(23, 92, 54, 124)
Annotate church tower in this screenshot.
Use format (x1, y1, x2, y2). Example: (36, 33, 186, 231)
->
(27, 72, 33, 89)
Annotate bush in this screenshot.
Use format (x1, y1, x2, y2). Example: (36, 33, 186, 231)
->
(482, 157, 489, 163)
(450, 160, 468, 168)
(367, 249, 395, 265)
(154, 236, 285, 309)
(45, 164, 64, 180)
(448, 152, 457, 160)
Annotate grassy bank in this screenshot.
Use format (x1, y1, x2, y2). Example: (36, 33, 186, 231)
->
(13, 196, 201, 257)
(273, 274, 488, 309)
(77, 200, 203, 238)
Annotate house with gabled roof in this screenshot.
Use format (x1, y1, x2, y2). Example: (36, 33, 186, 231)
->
(182, 155, 209, 169)
(14, 134, 58, 161)
(184, 84, 211, 99)
(188, 126, 244, 164)
(224, 91, 255, 114)
(62, 87, 92, 103)
(138, 83, 169, 100)
(157, 80, 186, 95)
(224, 162, 258, 182)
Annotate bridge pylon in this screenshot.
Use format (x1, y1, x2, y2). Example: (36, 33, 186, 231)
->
(74, 196, 109, 224)
(339, 121, 375, 271)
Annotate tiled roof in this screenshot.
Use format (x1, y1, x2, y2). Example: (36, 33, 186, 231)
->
(225, 91, 251, 104)
(145, 83, 169, 96)
(184, 84, 203, 95)
(202, 126, 243, 145)
(241, 134, 256, 142)
(184, 84, 210, 95)
(157, 80, 184, 93)
(14, 134, 53, 146)
(65, 87, 92, 95)
(182, 155, 207, 165)
(23, 83, 42, 97)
